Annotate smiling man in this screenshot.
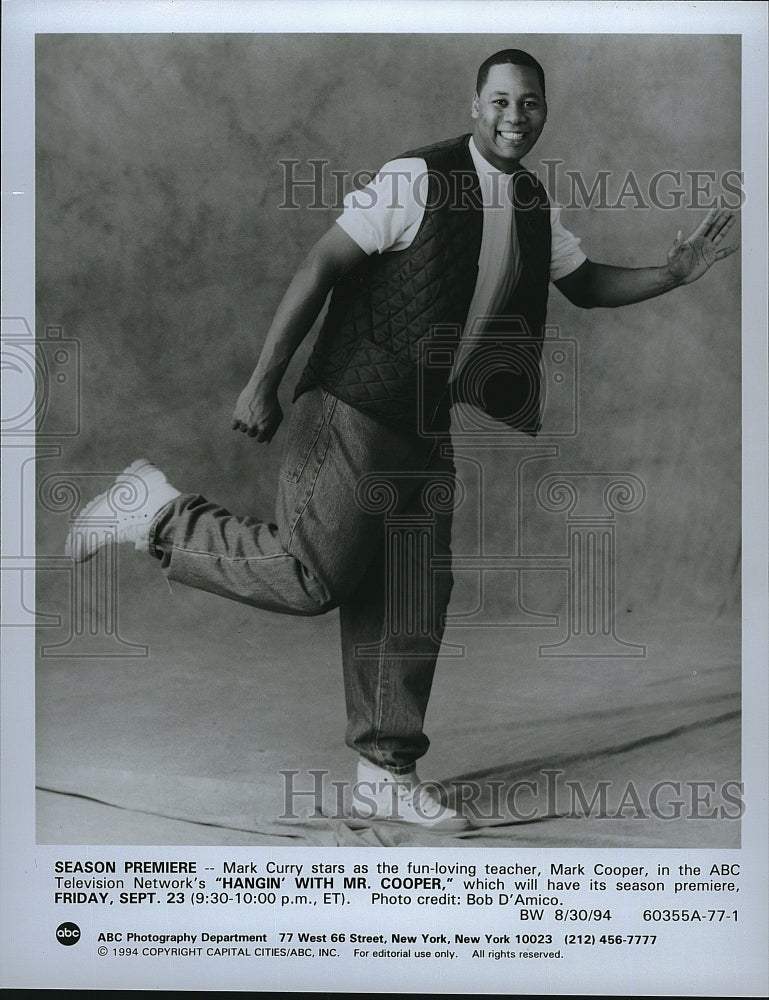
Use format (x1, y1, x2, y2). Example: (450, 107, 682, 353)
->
(472, 54, 548, 169)
(66, 49, 737, 833)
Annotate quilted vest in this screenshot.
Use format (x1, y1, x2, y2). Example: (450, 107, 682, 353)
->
(293, 133, 552, 435)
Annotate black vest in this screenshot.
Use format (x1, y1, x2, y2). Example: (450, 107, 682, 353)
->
(294, 134, 552, 435)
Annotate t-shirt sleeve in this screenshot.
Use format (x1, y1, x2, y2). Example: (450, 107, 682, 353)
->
(335, 157, 429, 255)
(550, 203, 587, 281)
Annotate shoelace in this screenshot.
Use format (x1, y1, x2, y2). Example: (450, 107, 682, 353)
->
(394, 782, 444, 814)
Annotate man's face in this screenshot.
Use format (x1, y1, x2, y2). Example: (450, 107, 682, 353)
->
(472, 63, 547, 171)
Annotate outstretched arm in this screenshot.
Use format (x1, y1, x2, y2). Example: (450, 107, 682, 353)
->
(554, 207, 738, 309)
(232, 224, 368, 442)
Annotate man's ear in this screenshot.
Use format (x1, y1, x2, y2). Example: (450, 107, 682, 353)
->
(471, 93, 480, 119)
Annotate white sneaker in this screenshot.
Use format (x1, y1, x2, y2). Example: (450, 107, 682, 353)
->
(352, 758, 470, 832)
(64, 459, 181, 563)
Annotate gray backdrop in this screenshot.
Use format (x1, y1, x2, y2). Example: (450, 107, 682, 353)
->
(35, 33, 741, 621)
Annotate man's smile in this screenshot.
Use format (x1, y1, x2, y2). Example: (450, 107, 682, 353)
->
(497, 130, 529, 143)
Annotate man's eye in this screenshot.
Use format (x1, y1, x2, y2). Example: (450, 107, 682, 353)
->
(494, 100, 507, 107)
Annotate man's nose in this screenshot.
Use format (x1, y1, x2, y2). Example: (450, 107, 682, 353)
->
(504, 103, 528, 121)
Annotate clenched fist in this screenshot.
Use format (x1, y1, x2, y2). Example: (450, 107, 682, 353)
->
(231, 381, 283, 443)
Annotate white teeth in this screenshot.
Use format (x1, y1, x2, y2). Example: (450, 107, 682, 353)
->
(499, 131, 526, 140)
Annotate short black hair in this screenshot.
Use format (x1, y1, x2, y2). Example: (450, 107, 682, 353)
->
(476, 49, 546, 100)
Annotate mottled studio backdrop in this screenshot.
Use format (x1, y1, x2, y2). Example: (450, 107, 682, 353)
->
(35, 33, 740, 621)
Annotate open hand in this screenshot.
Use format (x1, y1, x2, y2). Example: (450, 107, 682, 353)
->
(666, 207, 738, 286)
(231, 381, 283, 443)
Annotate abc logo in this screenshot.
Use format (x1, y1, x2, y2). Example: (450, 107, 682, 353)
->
(56, 922, 81, 946)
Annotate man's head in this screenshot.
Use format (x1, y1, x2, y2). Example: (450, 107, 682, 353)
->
(476, 49, 546, 101)
(472, 49, 547, 172)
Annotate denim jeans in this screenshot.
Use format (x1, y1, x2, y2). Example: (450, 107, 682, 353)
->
(148, 387, 455, 774)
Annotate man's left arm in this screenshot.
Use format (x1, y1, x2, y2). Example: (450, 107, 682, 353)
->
(554, 207, 738, 309)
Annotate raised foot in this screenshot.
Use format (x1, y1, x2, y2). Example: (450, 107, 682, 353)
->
(64, 458, 180, 563)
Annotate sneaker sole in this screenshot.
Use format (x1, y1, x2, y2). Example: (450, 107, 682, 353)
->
(350, 809, 472, 833)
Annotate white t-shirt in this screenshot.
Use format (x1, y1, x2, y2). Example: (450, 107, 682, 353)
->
(336, 137, 586, 335)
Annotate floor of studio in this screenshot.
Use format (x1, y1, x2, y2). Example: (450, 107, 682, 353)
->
(35, 555, 741, 848)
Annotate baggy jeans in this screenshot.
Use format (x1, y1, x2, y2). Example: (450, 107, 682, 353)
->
(148, 387, 455, 774)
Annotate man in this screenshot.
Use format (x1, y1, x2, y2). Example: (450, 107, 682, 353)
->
(65, 49, 737, 832)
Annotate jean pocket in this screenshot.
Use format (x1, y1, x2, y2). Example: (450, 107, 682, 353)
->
(279, 388, 330, 484)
